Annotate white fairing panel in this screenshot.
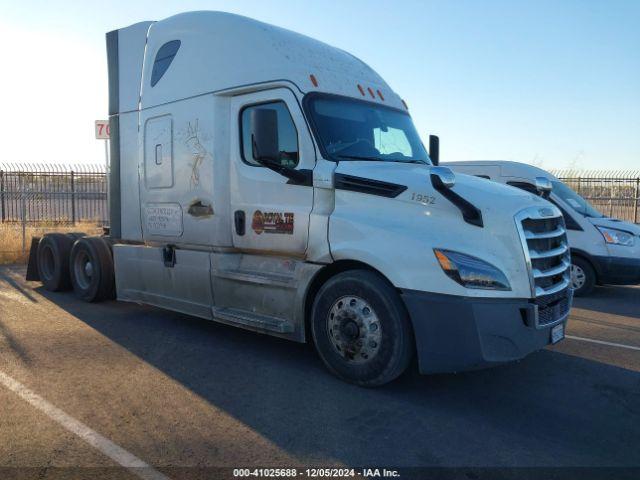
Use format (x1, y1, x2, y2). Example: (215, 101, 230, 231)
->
(116, 21, 153, 113)
(119, 111, 143, 240)
(114, 244, 213, 320)
(139, 12, 402, 111)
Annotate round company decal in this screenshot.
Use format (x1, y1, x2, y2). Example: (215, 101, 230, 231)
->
(251, 210, 294, 235)
(252, 210, 265, 235)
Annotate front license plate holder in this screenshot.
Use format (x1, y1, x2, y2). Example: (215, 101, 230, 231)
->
(551, 323, 564, 344)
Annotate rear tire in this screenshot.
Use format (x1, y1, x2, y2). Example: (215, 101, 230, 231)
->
(570, 257, 596, 296)
(311, 270, 414, 387)
(36, 233, 74, 291)
(69, 237, 115, 302)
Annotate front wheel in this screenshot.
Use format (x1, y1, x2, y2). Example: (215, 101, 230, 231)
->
(570, 257, 596, 296)
(310, 270, 414, 387)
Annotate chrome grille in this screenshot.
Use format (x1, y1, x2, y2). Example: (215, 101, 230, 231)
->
(534, 287, 571, 325)
(515, 207, 571, 298)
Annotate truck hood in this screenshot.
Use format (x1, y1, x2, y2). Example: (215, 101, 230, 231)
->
(334, 161, 551, 219)
(330, 161, 561, 298)
(587, 216, 640, 236)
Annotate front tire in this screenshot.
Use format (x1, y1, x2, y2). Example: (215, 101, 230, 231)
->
(311, 270, 414, 387)
(570, 257, 596, 296)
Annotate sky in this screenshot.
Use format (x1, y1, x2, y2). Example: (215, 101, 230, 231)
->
(0, 0, 638, 171)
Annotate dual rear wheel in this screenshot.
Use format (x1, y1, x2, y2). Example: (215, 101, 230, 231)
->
(36, 234, 114, 302)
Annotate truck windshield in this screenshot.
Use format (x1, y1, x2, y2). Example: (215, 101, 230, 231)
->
(305, 94, 431, 164)
(551, 181, 604, 218)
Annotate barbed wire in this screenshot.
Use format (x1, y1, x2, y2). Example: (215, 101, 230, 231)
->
(551, 169, 640, 179)
(0, 163, 106, 174)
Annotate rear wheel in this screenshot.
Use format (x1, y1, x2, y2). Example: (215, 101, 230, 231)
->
(570, 257, 596, 296)
(69, 237, 115, 302)
(36, 233, 75, 291)
(311, 270, 414, 387)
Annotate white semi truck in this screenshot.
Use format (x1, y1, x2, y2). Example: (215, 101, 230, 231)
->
(27, 12, 572, 386)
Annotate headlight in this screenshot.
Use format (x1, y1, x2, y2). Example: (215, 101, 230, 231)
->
(596, 226, 635, 246)
(434, 249, 511, 290)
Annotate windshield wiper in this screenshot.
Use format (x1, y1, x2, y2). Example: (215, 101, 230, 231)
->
(397, 159, 428, 164)
(336, 155, 387, 162)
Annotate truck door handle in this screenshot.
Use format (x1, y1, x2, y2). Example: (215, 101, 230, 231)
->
(234, 210, 245, 236)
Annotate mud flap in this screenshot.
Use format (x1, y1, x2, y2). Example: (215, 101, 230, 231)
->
(25, 237, 41, 281)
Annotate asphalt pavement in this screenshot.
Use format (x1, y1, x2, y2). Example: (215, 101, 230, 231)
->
(0, 264, 638, 479)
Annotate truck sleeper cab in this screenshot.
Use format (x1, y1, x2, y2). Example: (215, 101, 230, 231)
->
(29, 12, 572, 386)
(446, 161, 640, 296)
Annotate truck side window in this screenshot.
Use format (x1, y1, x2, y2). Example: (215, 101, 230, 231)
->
(151, 40, 181, 87)
(240, 101, 299, 168)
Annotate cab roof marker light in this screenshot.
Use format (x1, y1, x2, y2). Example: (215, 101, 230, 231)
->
(367, 87, 375, 98)
(309, 74, 318, 87)
(377, 90, 385, 101)
(357, 84, 365, 96)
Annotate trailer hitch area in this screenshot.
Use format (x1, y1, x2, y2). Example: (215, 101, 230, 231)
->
(162, 244, 176, 268)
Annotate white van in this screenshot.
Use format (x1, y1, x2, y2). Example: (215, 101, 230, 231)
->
(29, 12, 572, 386)
(446, 161, 640, 296)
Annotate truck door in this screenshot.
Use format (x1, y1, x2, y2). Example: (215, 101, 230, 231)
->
(230, 88, 316, 256)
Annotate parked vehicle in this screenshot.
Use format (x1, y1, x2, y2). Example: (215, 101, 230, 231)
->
(27, 12, 572, 386)
(446, 161, 640, 296)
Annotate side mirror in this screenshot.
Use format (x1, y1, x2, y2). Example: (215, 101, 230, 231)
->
(430, 166, 455, 189)
(250, 108, 279, 162)
(535, 176, 552, 198)
(429, 135, 439, 166)
(248, 107, 311, 186)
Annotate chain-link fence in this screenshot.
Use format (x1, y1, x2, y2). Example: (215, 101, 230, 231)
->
(551, 170, 640, 224)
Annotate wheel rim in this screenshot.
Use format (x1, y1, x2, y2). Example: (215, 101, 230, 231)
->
(73, 250, 93, 290)
(570, 264, 586, 290)
(39, 245, 56, 281)
(326, 295, 382, 364)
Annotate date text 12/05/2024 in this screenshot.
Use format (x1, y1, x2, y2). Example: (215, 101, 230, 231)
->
(233, 468, 400, 478)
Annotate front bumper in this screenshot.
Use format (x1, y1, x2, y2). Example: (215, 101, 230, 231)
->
(401, 289, 572, 374)
(592, 255, 640, 285)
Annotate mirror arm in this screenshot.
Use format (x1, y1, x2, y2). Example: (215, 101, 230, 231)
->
(256, 157, 312, 186)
